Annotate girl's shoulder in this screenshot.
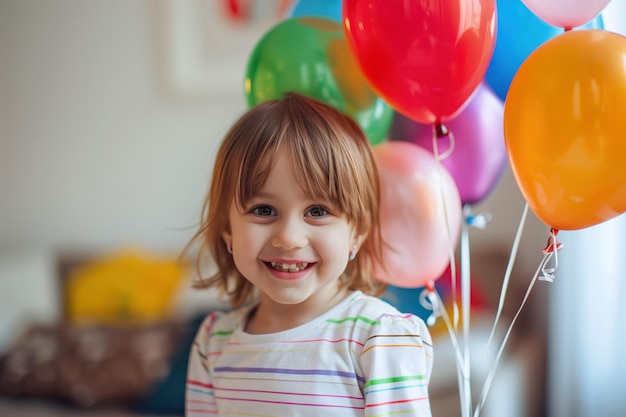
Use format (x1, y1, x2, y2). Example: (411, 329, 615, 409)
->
(327, 291, 431, 341)
(194, 308, 247, 340)
(343, 292, 434, 357)
(342, 291, 423, 322)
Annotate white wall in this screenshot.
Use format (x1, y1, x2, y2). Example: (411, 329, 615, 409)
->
(550, 215, 626, 417)
(0, 1, 259, 254)
(0, 0, 267, 347)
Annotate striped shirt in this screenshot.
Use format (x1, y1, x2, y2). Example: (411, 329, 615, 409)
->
(186, 291, 433, 416)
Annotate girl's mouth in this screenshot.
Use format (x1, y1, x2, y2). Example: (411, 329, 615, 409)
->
(269, 262, 309, 272)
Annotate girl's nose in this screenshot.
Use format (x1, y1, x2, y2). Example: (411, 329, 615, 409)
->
(271, 216, 308, 249)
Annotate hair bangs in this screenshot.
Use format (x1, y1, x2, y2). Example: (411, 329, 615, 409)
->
(230, 107, 290, 211)
(285, 127, 373, 234)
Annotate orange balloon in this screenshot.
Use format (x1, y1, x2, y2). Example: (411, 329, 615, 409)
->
(504, 30, 626, 231)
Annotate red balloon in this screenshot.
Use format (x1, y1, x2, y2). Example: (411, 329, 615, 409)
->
(343, 0, 497, 125)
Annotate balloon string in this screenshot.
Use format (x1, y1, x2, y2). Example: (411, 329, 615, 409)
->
(457, 206, 494, 417)
(420, 286, 465, 366)
(431, 125, 459, 330)
(539, 228, 562, 282)
(432, 123, 470, 417)
(460, 204, 473, 417)
(421, 285, 469, 416)
(432, 124, 456, 161)
(474, 250, 553, 417)
(486, 203, 529, 350)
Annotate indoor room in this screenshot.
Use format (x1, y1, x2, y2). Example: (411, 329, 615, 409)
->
(1, 1, 625, 416)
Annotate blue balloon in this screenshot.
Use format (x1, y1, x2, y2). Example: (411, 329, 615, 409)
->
(381, 285, 431, 322)
(288, 0, 342, 22)
(486, 0, 604, 101)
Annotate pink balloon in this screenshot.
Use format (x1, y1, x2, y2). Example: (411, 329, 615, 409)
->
(521, 0, 610, 28)
(372, 142, 462, 288)
(389, 83, 507, 205)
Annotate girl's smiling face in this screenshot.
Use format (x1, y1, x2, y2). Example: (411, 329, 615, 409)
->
(223, 147, 363, 322)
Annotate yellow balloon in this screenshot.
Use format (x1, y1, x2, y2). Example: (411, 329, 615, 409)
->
(504, 30, 626, 231)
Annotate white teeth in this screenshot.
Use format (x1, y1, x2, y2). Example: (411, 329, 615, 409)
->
(270, 262, 308, 272)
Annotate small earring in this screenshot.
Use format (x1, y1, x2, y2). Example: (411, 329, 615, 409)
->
(226, 242, 233, 254)
(348, 245, 357, 261)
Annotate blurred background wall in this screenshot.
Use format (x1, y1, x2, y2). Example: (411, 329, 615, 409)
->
(0, 0, 625, 415)
(0, 0, 550, 348)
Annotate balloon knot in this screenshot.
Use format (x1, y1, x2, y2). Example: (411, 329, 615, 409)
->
(542, 228, 563, 254)
(435, 123, 449, 138)
(419, 283, 441, 327)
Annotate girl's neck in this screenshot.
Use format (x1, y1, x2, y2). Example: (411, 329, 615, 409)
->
(245, 287, 350, 334)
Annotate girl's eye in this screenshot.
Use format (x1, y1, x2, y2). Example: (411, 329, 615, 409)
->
(307, 205, 329, 217)
(251, 205, 276, 217)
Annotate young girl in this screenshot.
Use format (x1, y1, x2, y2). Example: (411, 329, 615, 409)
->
(185, 93, 433, 416)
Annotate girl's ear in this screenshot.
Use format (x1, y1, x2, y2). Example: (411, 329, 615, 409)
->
(222, 229, 232, 246)
(222, 229, 233, 254)
(352, 229, 367, 253)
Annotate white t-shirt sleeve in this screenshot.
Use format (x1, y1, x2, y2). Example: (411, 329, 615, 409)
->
(186, 312, 220, 416)
(359, 313, 434, 417)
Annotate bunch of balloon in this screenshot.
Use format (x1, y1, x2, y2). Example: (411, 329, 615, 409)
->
(244, 15, 392, 145)
(485, 0, 604, 101)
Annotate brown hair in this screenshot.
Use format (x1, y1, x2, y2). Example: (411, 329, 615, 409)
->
(184, 92, 386, 308)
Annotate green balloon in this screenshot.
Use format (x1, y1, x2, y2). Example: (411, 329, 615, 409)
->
(244, 17, 392, 145)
